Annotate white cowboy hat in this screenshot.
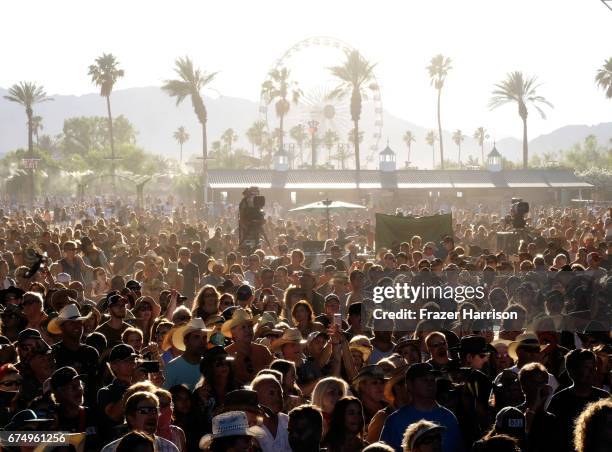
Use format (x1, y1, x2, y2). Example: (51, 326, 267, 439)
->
(199, 411, 261, 449)
(270, 327, 307, 351)
(47, 303, 92, 335)
(507, 332, 546, 361)
(221, 308, 254, 338)
(171, 317, 211, 351)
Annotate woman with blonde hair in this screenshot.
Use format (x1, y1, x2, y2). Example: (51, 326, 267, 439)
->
(573, 398, 612, 452)
(311, 376, 350, 431)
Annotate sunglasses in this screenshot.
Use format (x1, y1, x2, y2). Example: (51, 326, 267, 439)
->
(136, 406, 159, 415)
(0, 380, 23, 388)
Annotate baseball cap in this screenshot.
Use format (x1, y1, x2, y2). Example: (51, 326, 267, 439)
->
(51, 366, 85, 391)
(17, 328, 43, 343)
(4, 409, 53, 430)
(495, 406, 525, 432)
(405, 363, 441, 381)
(108, 294, 127, 306)
(109, 344, 138, 362)
(126, 280, 142, 291)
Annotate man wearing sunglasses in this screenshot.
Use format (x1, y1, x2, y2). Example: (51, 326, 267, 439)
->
(101, 391, 178, 452)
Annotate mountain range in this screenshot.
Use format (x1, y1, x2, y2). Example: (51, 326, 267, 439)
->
(1, 86, 610, 169)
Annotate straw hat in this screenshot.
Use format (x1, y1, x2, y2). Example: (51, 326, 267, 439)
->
(352, 364, 388, 387)
(221, 309, 254, 338)
(171, 318, 211, 351)
(198, 411, 260, 450)
(270, 327, 307, 351)
(507, 332, 546, 361)
(47, 304, 92, 335)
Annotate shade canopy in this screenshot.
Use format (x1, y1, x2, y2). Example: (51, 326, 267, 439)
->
(289, 199, 366, 212)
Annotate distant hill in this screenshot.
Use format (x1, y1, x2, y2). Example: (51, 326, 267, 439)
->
(1, 86, 610, 168)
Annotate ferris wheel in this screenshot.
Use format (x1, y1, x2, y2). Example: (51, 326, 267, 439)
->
(259, 36, 384, 168)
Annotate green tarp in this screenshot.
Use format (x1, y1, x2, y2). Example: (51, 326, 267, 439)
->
(375, 213, 453, 250)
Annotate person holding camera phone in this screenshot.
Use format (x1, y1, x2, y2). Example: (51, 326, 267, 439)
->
(516, 362, 562, 452)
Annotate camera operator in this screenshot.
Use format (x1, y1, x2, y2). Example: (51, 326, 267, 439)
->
(238, 186, 266, 255)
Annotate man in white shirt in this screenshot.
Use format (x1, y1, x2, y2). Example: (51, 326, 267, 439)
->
(252, 374, 291, 452)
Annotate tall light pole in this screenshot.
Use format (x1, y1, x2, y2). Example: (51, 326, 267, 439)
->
(308, 120, 319, 168)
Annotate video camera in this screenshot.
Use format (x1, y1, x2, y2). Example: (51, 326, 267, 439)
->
(238, 187, 267, 254)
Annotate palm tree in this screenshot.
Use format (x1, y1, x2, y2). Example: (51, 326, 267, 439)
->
(221, 128, 238, 154)
(473, 127, 490, 165)
(31, 115, 44, 146)
(289, 124, 308, 167)
(595, 57, 612, 99)
(328, 49, 377, 177)
(402, 130, 416, 167)
(3, 82, 53, 202)
(425, 130, 438, 168)
(452, 129, 465, 165)
(489, 71, 553, 168)
(173, 126, 190, 164)
(162, 56, 217, 205)
(322, 130, 339, 163)
(246, 120, 266, 158)
(88, 53, 124, 187)
(261, 67, 301, 153)
(427, 54, 452, 169)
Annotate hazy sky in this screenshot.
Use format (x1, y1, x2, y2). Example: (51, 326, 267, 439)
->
(1, 0, 610, 140)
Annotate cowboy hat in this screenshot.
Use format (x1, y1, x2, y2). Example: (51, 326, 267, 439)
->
(349, 335, 373, 362)
(352, 364, 389, 387)
(198, 411, 260, 450)
(47, 303, 92, 335)
(507, 332, 546, 361)
(384, 364, 409, 404)
(221, 308, 254, 338)
(270, 327, 307, 351)
(171, 317, 211, 351)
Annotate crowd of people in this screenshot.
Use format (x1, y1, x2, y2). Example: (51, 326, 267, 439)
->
(0, 195, 611, 452)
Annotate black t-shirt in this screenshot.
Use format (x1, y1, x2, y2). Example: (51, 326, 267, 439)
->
(52, 342, 100, 374)
(95, 321, 131, 349)
(52, 341, 100, 406)
(178, 261, 200, 298)
(516, 403, 562, 452)
(548, 386, 610, 452)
